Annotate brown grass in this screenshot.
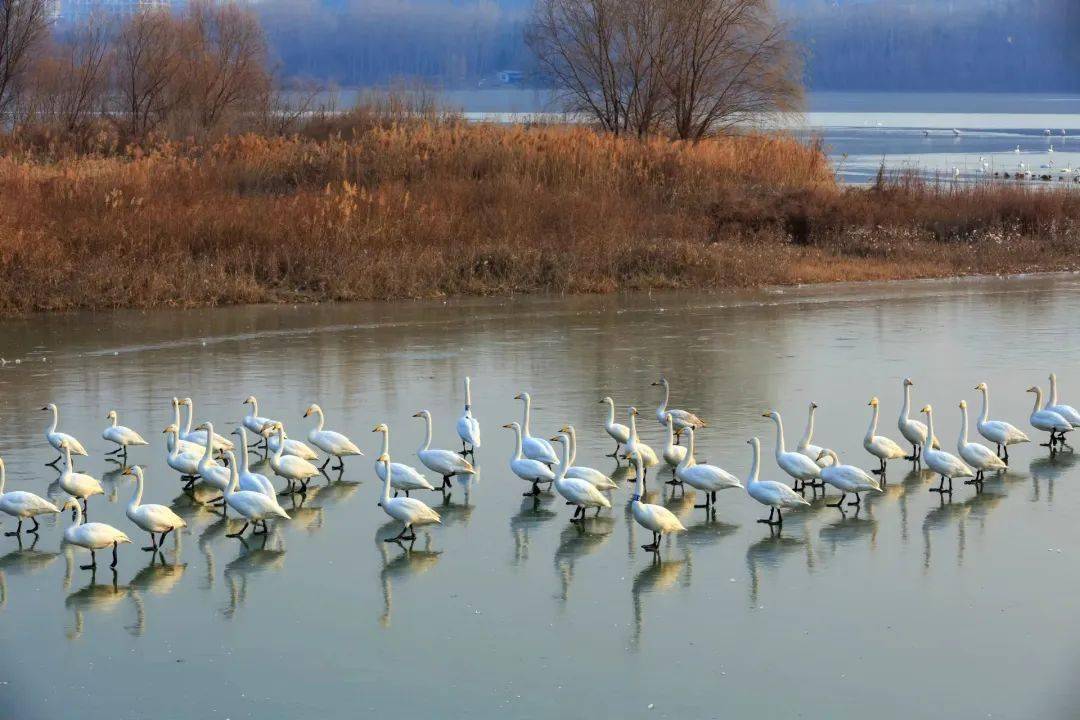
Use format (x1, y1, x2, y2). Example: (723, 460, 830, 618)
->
(0, 121, 1078, 315)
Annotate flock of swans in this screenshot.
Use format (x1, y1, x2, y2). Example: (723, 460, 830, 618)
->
(0, 372, 1075, 571)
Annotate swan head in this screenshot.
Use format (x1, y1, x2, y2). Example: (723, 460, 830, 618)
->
(514, 392, 529, 402)
(501, 422, 520, 431)
(1049, 372, 1057, 382)
(259, 421, 284, 436)
(61, 498, 79, 512)
(549, 433, 569, 445)
(1026, 386, 1039, 394)
(243, 395, 256, 405)
(162, 423, 178, 434)
(303, 403, 321, 418)
(747, 437, 760, 449)
(975, 382, 987, 391)
(195, 421, 212, 432)
(599, 396, 613, 406)
(920, 404, 932, 415)
(559, 424, 575, 434)
(809, 402, 818, 410)
(868, 397, 879, 407)
(650, 377, 668, 388)
(959, 400, 967, 410)
(181, 398, 193, 407)
(372, 423, 388, 433)
(121, 465, 144, 478)
(376, 453, 390, 464)
(903, 378, 914, 387)
(628, 406, 638, 417)
(106, 410, 117, 421)
(762, 410, 779, 421)
(40, 403, 56, 412)
(412, 411, 430, 420)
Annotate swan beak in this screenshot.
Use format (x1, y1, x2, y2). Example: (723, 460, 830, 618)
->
(412, 412, 422, 418)
(514, 394, 523, 400)
(811, 402, 818, 409)
(549, 436, 559, 442)
(761, 412, 770, 418)
(122, 467, 133, 476)
(650, 382, 660, 386)
(501, 423, 512, 429)
(303, 411, 309, 418)
(1026, 387, 1037, 393)
(40, 406, 47, 411)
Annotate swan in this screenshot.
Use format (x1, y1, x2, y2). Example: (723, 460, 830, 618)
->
(373, 423, 435, 496)
(42, 403, 87, 464)
(1026, 385, 1072, 450)
(194, 422, 233, 493)
(599, 397, 631, 457)
(503, 422, 556, 496)
(763, 410, 821, 491)
(222, 452, 290, 537)
(514, 393, 558, 465)
(62, 498, 131, 570)
(258, 422, 319, 461)
(628, 452, 684, 553)
(919, 405, 974, 493)
(956, 401, 1006, 483)
(674, 427, 741, 509)
(303, 404, 363, 471)
(242, 396, 277, 440)
(164, 425, 204, 482)
(265, 422, 320, 493)
(178, 398, 234, 452)
(1045, 373, 1080, 426)
(557, 425, 617, 490)
(797, 402, 835, 468)
(550, 434, 611, 521)
(456, 377, 481, 455)
(864, 397, 906, 475)
(122, 466, 187, 552)
(414, 410, 476, 490)
(377, 454, 441, 542)
(166, 402, 202, 455)
(745, 437, 809, 527)
(231, 428, 276, 496)
(621, 407, 659, 470)
(973, 382, 1028, 460)
(816, 449, 881, 509)
(59, 444, 104, 518)
(0, 455, 61, 535)
(661, 414, 688, 474)
(102, 410, 148, 458)
(898, 378, 939, 462)
(652, 377, 706, 440)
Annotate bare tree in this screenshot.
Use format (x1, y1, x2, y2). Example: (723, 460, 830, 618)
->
(0, 0, 52, 119)
(113, 9, 187, 140)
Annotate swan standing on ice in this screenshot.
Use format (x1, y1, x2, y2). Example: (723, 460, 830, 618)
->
(122, 466, 187, 552)
(242, 396, 277, 446)
(413, 410, 476, 490)
(259, 422, 318, 461)
(456, 377, 481, 456)
(816, 449, 881, 509)
(303, 404, 363, 471)
(222, 452, 290, 537)
(102, 410, 148, 459)
(1044, 373, 1080, 426)
(42, 403, 87, 466)
(167, 400, 203, 455)
(956, 401, 1007, 484)
(797, 402, 835, 468)
(652, 377, 706, 443)
(898, 378, 938, 462)
(557, 425, 617, 490)
(164, 425, 204, 484)
(62, 498, 130, 570)
(231, 428, 276, 495)
(264, 422, 320, 493)
(503, 422, 555, 496)
(59, 444, 104, 519)
(550, 434, 611, 521)
(178, 398, 234, 452)
(628, 452, 684, 553)
(377, 455, 441, 542)
(745, 437, 809, 527)
(674, 427, 741, 510)
(514, 393, 559, 465)
(194, 422, 233, 501)
(621, 408, 659, 472)
(973, 382, 1028, 460)
(373, 424, 435, 497)
(1026, 386, 1072, 452)
(661, 413, 688, 477)
(919, 405, 974, 493)
(599, 397, 630, 457)
(763, 410, 821, 492)
(864, 397, 906, 475)
(0, 456, 61, 535)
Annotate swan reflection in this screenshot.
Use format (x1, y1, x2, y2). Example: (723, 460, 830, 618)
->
(222, 525, 286, 619)
(509, 494, 557, 566)
(745, 532, 812, 608)
(377, 532, 442, 627)
(921, 487, 1007, 571)
(630, 554, 687, 651)
(64, 556, 130, 640)
(1029, 452, 1078, 504)
(553, 517, 615, 607)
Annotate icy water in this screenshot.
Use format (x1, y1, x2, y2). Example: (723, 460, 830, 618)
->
(2, 274, 1080, 719)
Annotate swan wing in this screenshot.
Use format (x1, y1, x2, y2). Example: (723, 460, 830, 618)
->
(523, 437, 559, 464)
(606, 423, 631, 443)
(421, 449, 475, 476)
(457, 415, 481, 447)
(512, 458, 556, 482)
(638, 503, 686, 533)
(558, 477, 611, 508)
(312, 430, 362, 456)
(0, 491, 60, 516)
(566, 466, 615, 489)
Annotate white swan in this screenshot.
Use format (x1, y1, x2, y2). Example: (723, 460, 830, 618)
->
(550, 434, 611, 521)
(0, 455, 61, 535)
(242, 395, 277, 439)
(864, 397, 906, 475)
(373, 423, 435, 496)
(377, 455, 441, 542)
(898, 378, 939, 461)
(1026, 385, 1072, 451)
(166, 401, 202, 455)
(1045, 373, 1080, 426)
(661, 414, 688, 472)
(674, 427, 741, 509)
(797, 402, 835, 468)
(745, 437, 809, 527)
(503, 422, 556, 496)
(973, 382, 1028, 461)
(62, 498, 131, 570)
(59, 444, 104, 518)
(816, 449, 881, 509)
(164, 425, 204, 481)
(222, 452, 290, 537)
(956, 401, 1006, 483)
(514, 392, 558, 465)
(628, 452, 684, 552)
(42, 403, 87, 463)
(231, 428, 276, 496)
(122, 466, 187, 552)
(456, 377, 481, 455)
(413, 410, 476, 490)
(919, 405, 974, 493)
(102, 410, 148, 457)
(178, 398, 234, 452)
(258, 422, 318, 461)
(621, 407, 659, 470)
(557, 424, 617, 490)
(265, 422, 320, 493)
(763, 410, 821, 491)
(303, 404, 363, 471)
(599, 397, 631, 457)
(652, 377, 706, 439)
(194, 422, 233, 493)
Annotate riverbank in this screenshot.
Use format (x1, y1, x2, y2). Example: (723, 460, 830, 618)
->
(1, 121, 1078, 315)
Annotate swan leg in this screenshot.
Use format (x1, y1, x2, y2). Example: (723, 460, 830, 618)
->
(160, 528, 172, 547)
(827, 492, 846, 508)
(758, 507, 777, 525)
(110, 542, 120, 568)
(442, 475, 452, 490)
(226, 522, 249, 538)
(319, 457, 331, 471)
(3, 519, 22, 536)
(641, 531, 660, 552)
(848, 493, 861, 507)
(595, 506, 602, 518)
(607, 441, 621, 459)
(570, 506, 583, 522)
(29, 516, 40, 533)
(81, 550, 96, 570)
(46, 455, 62, 467)
(523, 481, 540, 497)
(142, 532, 158, 552)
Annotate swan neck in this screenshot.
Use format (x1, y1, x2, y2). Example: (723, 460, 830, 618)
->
(47, 406, 58, 434)
(867, 404, 879, 441)
(925, 411, 935, 446)
(464, 378, 472, 408)
(203, 424, 214, 458)
(978, 388, 990, 423)
(802, 406, 815, 446)
(900, 385, 911, 419)
(0, 461, 5, 495)
(658, 383, 669, 412)
(183, 402, 193, 435)
(1050, 376, 1059, 406)
(959, 406, 969, 446)
(1032, 389, 1043, 414)
(381, 462, 392, 503)
(633, 460, 644, 500)
(420, 413, 432, 453)
(274, 427, 285, 461)
(72, 499, 83, 528)
(629, 412, 638, 440)
(605, 400, 614, 426)
(567, 429, 577, 467)
(130, 470, 144, 510)
(749, 441, 760, 484)
(772, 416, 785, 455)
(250, 398, 259, 417)
(556, 439, 569, 480)
(226, 463, 238, 496)
(521, 396, 531, 435)
(110, 414, 118, 428)
(512, 425, 523, 460)
(239, 431, 251, 472)
(380, 429, 390, 457)
(684, 430, 696, 468)
(315, 407, 326, 432)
